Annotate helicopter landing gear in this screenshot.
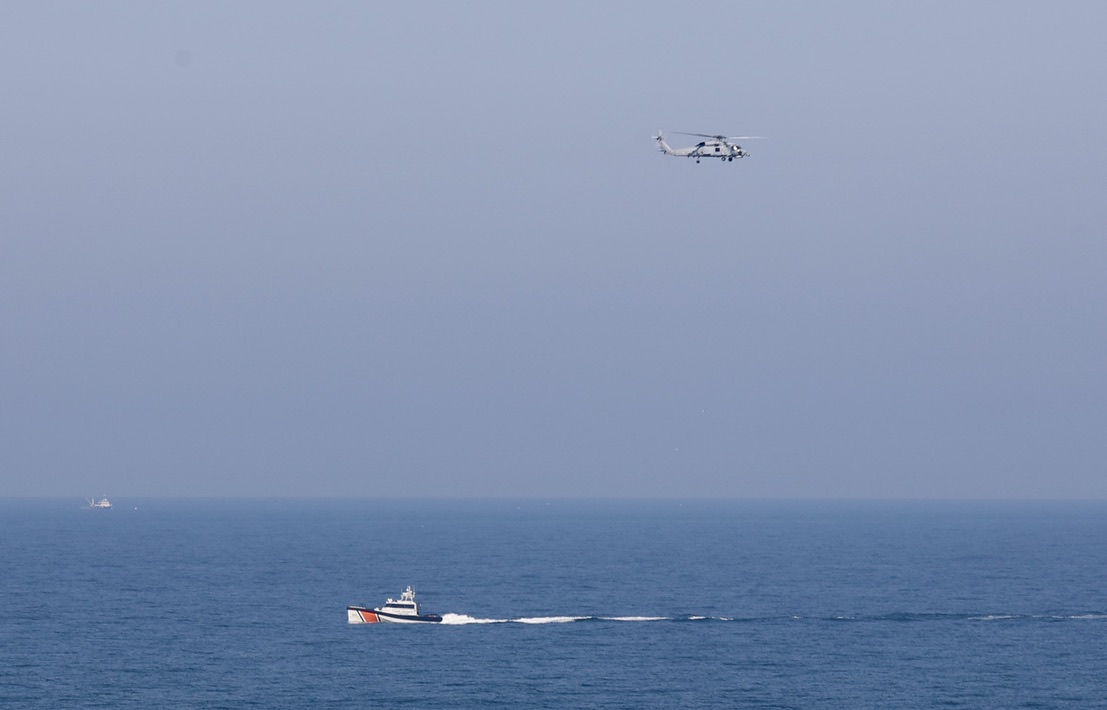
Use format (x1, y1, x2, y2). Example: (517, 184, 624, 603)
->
(695, 159, 700, 163)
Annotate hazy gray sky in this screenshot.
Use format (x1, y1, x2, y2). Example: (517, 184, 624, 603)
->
(4, 2, 1106, 498)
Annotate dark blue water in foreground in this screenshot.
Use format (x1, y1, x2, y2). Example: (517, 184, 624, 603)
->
(2, 499, 1105, 708)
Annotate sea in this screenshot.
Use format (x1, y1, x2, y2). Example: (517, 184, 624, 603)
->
(2, 499, 1105, 708)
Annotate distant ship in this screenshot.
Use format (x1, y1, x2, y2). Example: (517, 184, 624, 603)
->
(348, 586, 442, 624)
(85, 497, 113, 509)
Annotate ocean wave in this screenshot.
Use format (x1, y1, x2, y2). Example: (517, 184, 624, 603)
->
(439, 613, 508, 625)
(515, 616, 589, 624)
(436, 614, 739, 625)
(431, 611, 1107, 626)
(439, 614, 588, 625)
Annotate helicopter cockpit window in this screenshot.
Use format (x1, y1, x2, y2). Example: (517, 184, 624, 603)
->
(714, 146, 720, 152)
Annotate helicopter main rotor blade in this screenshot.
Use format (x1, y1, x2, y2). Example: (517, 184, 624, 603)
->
(672, 131, 767, 141)
(672, 131, 721, 139)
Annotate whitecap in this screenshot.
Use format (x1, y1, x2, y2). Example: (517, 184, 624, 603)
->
(439, 613, 507, 625)
(514, 616, 588, 624)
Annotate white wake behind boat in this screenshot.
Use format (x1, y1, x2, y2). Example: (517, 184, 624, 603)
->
(347, 586, 442, 624)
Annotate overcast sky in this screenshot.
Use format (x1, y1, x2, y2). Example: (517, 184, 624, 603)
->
(3, 1, 1106, 498)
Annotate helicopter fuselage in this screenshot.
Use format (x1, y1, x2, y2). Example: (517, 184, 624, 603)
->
(684, 141, 748, 161)
(654, 132, 752, 163)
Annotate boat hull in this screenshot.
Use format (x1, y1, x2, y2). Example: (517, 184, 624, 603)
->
(347, 607, 381, 624)
(347, 606, 442, 624)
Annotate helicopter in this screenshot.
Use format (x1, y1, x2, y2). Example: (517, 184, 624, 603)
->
(654, 131, 764, 163)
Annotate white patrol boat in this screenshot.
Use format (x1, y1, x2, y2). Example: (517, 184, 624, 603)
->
(347, 586, 442, 624)
(86, 497, 113, 509)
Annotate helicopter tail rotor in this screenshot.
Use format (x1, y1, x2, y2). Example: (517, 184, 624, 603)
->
(653, 130, 674, 155)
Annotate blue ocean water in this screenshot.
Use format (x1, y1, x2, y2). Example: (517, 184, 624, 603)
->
(2, 499, 1105, 708)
